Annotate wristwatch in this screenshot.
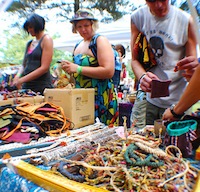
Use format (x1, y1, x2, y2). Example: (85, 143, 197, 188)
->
(170, 104, 185, 119)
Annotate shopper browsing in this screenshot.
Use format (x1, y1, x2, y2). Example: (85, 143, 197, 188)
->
(61, 8, 118, 126)
(130, 0, 198, 126)
(13, 13, 53, 94)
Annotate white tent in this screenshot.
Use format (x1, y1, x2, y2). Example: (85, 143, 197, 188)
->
(53, 15, 131, 52)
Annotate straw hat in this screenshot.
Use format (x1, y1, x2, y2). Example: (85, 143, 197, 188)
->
(70, 8, 98, 23)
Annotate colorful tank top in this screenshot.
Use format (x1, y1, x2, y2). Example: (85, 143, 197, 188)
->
(73, 54, 118, 126)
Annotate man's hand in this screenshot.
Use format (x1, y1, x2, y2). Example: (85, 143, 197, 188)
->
(140, 72, 159, 92)
(174, 56, 199, 81)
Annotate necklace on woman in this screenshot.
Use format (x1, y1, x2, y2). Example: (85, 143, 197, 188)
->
(28, 39, 39, 54)
(31, 39, 39, 49)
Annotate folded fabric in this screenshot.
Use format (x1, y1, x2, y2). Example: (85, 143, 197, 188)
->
(0, 104, 13, 111)
(0, 115, 12, 128)
(36, 107, 58, 112)
(151, 79, 171, 98)
(0, 127, 9, 138)
(5, 130, 31, 144)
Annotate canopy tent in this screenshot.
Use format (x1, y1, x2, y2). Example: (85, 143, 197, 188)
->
(53, 15, 131, 52)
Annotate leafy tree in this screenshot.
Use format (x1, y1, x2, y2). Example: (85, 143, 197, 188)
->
(7, 0, 200, 26)
(8, 0, 131, 21)
(85, 0, 129, 20)
(0, 29, 66, 66)
(0, 30, 29, 64)
(171, 0, 200, 17)
(2, 0, 199, 69)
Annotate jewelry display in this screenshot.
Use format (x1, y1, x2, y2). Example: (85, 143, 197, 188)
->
(1, 118, 199, 191)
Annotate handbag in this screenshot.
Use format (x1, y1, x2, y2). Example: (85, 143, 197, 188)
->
(164, 120, 197, 158)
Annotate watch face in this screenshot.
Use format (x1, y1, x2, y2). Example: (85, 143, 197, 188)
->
(170, 105, 175, 114)
(170, 104, 175, 110)
(170, 104, 184, 118)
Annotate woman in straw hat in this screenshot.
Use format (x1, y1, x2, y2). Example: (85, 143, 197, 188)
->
(61, 8, 118, 126)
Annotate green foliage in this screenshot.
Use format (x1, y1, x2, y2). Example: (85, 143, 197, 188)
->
(88, 0, 129, 20)
(0, 29, 30, 65)
(52, 49, 70, 67)
(126, 60, 135, 80)
(0, 29, 67, 67)
(8, 0, 74, 21)
(8, 0, 49, 13)
(8, 0, 130, 21)
(6, 0, 200, 22)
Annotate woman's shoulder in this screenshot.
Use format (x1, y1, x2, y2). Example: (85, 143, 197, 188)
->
(95, 34, 110, 45)
(42, 34, 53, 41)
(41, 34, 53, 45)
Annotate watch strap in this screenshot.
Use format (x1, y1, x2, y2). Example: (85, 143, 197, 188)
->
(170, 104, 185, 119)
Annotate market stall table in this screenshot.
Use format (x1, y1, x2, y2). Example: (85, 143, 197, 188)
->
(1, 124, 200, 192)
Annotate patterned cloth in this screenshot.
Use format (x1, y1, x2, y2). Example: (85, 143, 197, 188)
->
(73, 54, 118, 126)
(0, 167, 48, 192)
(134, 32, 157, 72)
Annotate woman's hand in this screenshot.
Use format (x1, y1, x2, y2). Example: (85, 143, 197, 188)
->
(140, 72, 159, 92)
(12, 76, 20, 86)
(61, 60, 78, 74)
(12, 77, 22, 89)
(162, 108, 175, 121)
(174, 56, 199, 81)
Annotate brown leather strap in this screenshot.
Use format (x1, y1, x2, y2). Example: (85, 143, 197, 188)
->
(1, 118, 24, 140)
(16, 102, 71, 136)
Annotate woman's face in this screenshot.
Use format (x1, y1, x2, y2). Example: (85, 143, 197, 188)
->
(146, 0, 170, 17)
(75, 20, 94, 39)
(27, 26, 36, 36)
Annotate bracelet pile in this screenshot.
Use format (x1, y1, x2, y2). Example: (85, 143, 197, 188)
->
(52, 134, 198, 191)
(3, 122, 199, 191)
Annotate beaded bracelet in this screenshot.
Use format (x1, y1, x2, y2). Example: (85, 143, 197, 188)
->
(57, 161, 85, 182)
(77, 66, 82, 74)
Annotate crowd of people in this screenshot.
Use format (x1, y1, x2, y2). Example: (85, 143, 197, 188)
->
(12, 0, 200, 127)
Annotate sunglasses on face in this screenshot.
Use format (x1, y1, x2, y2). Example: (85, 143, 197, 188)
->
(74, 12, 91, 18)
(146, 0, 167, 2)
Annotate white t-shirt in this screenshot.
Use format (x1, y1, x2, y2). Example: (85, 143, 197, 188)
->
(131, 5, 190, 108)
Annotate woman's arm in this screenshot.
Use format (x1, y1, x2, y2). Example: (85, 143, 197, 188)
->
(16, 35, 53, 87)
(163, 63, 200, 121)
(62, 35, 115, 79)
(78, 35, 115, 79)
